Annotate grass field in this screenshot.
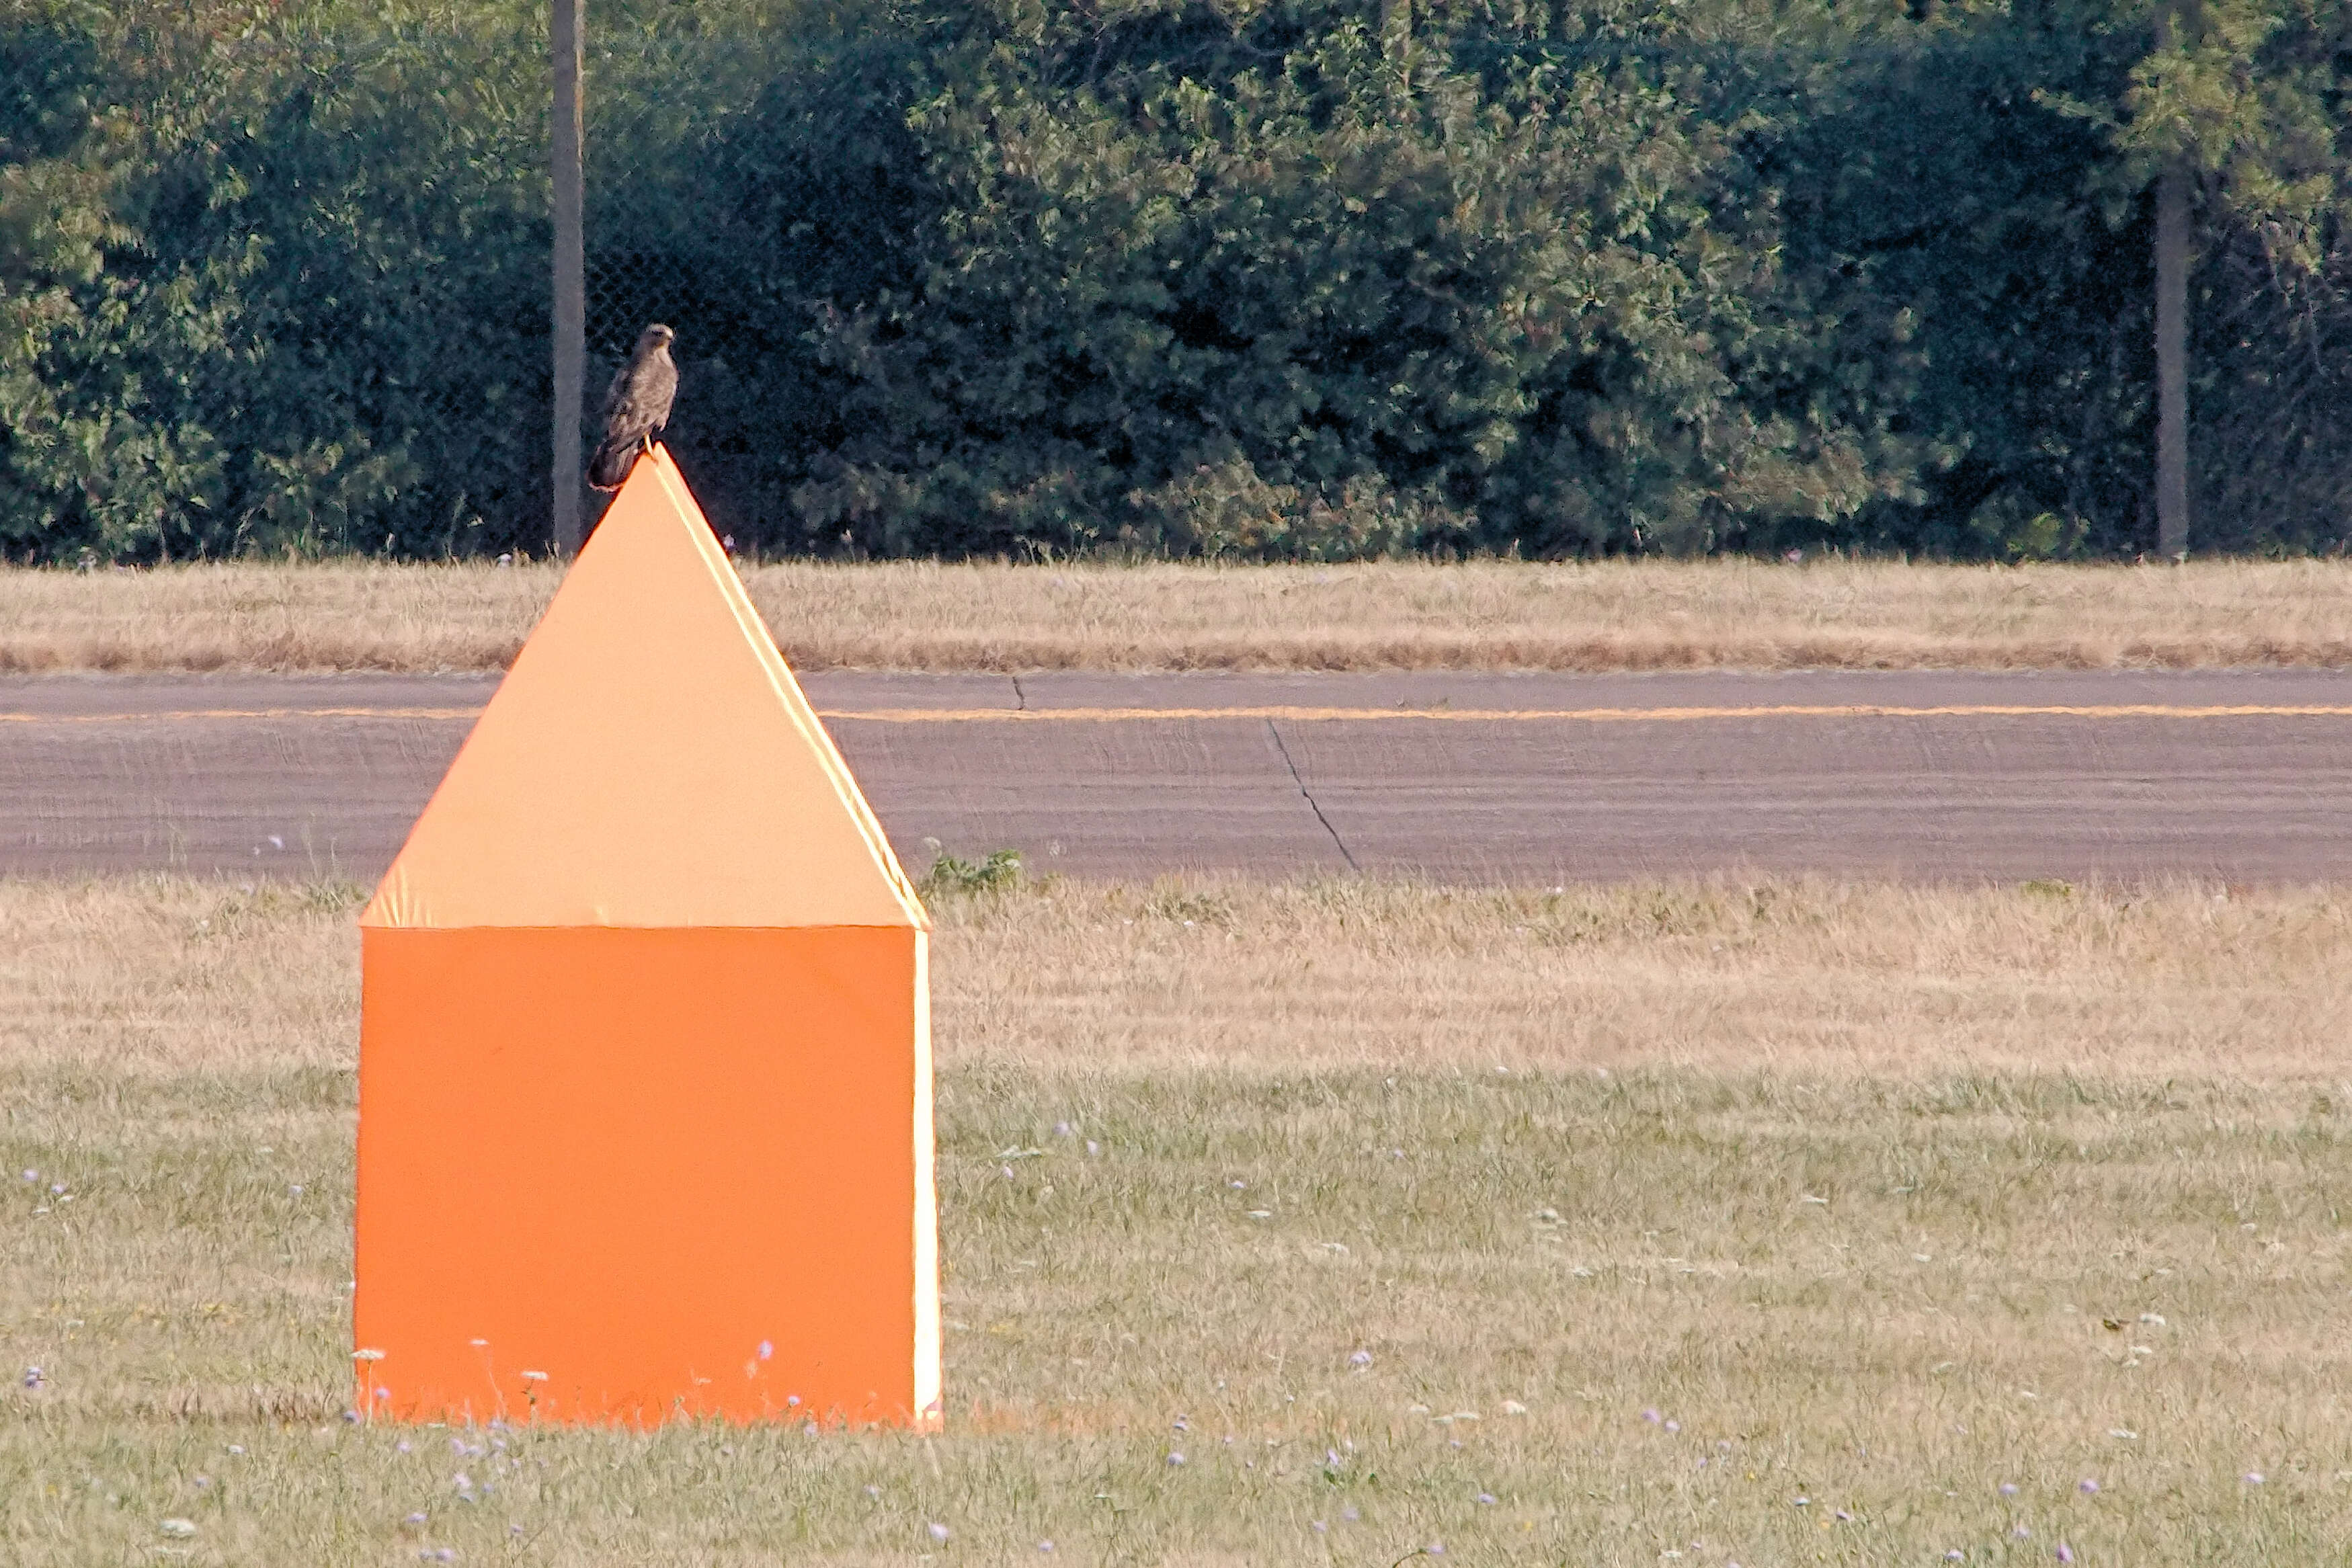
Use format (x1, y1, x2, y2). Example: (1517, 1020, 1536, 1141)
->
(7, 557, 2352, 675)
(5, 874, 2351, 1564)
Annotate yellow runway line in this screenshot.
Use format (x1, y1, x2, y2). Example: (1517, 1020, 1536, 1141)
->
(818, 702, 2352, 725)
(0, 706, 485, 723)
(10, 702, 2352, 726)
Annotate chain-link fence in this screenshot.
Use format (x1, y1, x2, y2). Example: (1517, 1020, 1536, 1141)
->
(573, 7, 819, 549)
(0, 3, 839, 563)
(21, 2, 2352, 563)
(0, 14, 561, 562)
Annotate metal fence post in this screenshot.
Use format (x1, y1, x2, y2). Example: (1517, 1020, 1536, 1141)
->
(2152, 0, 2195, 563)
(552, 0, 587, 556)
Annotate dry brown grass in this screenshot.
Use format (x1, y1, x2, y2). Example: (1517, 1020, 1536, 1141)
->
(7, 875, 2352, 1563)
(10, 873, 2347, 1079)
(943, 873, 2352, 1078)
(8, 556, 2352, 674)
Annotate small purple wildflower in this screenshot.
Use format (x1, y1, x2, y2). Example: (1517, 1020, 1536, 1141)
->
(1477, 1493, 1497, 1505)
(2056, 1545, 2074, 1565)
(927, 1522, 950, 1542)
(2000, 1483, 2019, 1496)
(2078, 1479, 2099, 1495)
(1641, 1407, 1662, 1424)
(2244, 1472, 2265, 1485)
(1348, 1349, 1373, 1369)
(1166, 1451, 1186, 1466)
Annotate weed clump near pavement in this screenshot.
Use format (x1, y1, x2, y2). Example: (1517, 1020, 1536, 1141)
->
(918, 845, 1028, 901)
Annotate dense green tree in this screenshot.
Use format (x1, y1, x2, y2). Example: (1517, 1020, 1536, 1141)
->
(0, 0, 551, 561)
(1, 0, 2347, 560)
(2126, 0, 2352, 552)
(766, 0, 1931, 557)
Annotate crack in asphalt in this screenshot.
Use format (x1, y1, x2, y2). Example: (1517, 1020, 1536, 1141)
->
(1265, 716, 1358, 872)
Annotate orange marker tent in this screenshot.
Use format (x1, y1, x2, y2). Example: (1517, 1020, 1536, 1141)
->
(354, 447, 938, 1429)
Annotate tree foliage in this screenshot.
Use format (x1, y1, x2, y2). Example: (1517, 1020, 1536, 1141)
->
(1, 1, 554, 559)
(1, 0, 2347, 561)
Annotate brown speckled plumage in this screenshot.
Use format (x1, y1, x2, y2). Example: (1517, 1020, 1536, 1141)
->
(587, 324, 677, 491)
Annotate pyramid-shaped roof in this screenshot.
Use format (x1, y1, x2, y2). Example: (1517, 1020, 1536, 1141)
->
(361, 447, 926, 931)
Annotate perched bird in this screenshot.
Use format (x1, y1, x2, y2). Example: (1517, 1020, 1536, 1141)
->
(587, 323, 678, 491)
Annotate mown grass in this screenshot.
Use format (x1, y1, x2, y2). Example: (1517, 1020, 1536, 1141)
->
(8, 556, 2352, 673)
(4, 877, 2351, 1564)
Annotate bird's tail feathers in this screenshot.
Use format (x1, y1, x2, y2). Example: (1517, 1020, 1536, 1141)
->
(587, 440, 638, 491)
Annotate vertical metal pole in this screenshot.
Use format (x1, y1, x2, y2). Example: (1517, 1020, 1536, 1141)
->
(2154, 161, 2189, 561)
(551, 0, 586, 556)
(2152, 0, 2193, 561)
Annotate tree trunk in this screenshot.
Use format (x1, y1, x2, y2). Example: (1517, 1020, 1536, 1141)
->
(1381, 0, 1410, 63)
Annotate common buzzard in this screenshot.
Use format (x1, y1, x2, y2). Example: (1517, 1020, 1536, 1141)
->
(587, 323, 678, 491)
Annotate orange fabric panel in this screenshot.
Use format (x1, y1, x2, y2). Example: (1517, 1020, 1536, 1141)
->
(354, 925, 929, 1427)
(360, 446, 924, 932)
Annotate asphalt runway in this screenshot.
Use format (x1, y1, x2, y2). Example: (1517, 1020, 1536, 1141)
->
(4, 668, 2351, 884)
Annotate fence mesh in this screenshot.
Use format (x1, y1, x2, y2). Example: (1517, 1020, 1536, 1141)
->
(24, 3, 2352, 563)
(571, 12, 812, 546)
